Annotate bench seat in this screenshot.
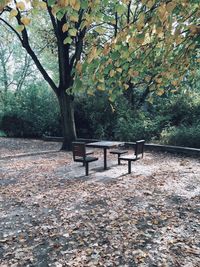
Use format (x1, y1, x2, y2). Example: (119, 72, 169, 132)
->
(74, 156, 98, 163)
(119, 140, 145, 174)
(119, 154, 139, 160)
(72, 142, 98, 176)
(119, 154, 139, 174)
(110, 149, 128, 165)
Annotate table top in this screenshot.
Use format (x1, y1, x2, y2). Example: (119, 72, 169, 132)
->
(86, 141, 124, 149)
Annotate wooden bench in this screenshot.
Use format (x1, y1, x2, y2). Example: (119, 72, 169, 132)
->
(72, 142, 98, 176)
(119, 140, 145, 174)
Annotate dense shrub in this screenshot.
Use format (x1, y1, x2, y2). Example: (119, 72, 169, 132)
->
(0, 84, 61, 137)
(160, 123, 200, 148)
(1, 83, 200, 149)
(74, 91, 200, 148)
(75, 93, 116, 139)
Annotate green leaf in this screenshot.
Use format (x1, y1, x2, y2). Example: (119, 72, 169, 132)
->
(16, 25, 24, 32)
(94, 27, 106, 34)
(81, 0, 88, 9)
(73, 78, 83, 93)
(69, 28, 77, 37)
(111, 51, 120, 60)
(56, 10, 65, 21)
(116, 4, 126, 16)
(47, 0, 56, 6)
(64, 37, 73, 45)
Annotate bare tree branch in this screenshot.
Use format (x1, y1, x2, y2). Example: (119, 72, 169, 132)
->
(0, 17, 23, 43)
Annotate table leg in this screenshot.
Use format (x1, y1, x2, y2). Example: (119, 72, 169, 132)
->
(104, 148, 107, 170)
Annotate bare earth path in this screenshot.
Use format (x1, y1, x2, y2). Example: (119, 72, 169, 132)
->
(0, 138, 200, 267)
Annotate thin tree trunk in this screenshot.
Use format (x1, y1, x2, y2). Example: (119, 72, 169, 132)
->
(58, 88, 77, 150)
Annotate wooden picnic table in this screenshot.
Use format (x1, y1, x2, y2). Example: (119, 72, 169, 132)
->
(86, 141, 124, 170)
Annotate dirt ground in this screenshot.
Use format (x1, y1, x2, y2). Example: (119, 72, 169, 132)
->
(0, 138, 200, 267)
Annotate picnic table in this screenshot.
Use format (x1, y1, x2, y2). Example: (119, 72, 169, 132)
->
(86, 141, 124, 170)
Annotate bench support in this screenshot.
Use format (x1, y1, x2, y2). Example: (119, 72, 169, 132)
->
(72, 142, 98, 176)
(110, 149, 128, 165)
(86, 162, 89, 176)
(128, 161, 131, 174)
(119, 140, 145, 174)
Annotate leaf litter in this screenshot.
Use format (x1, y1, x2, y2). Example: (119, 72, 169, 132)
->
(0, 138, 200, 266)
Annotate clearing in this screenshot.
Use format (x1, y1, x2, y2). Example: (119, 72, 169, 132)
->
(0, 138, 199, 267)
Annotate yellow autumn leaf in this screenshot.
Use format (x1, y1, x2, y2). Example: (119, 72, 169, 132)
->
(172, 80, 178, 86)
(98, 78, 104, 83)
(51, 5, 60, 16)
(107, 59, 112, 65)
(58, 0, 69, 7)
(156, 78, 162, 84)
(87, 91, 94, 96)
(145, 76, 151, 82)
(73, 1, 80, 11)
(87, 47, 98, 63)
(70, 15, 79, 22)
(141, 0, 147, 5)
(175, 36, 182, 45)
(158, 4, 166, 16)
(110, 104, 115, 112)
(129, 70, 139, 77)
(76, 62, 82, 74)
(69, 0, 76, 7)
(39, 1, 47, 9)
(157, 4, 168, 22)
(156, 27, 163, 34)
(116, 68, 122, 73)
(147, 97, 153, 104)
(21, 16, 31, 26)
(171, 89, 177, 93)
(138, 13, 145, 24)
(9, 9, 18, 20)
(157, 89, 164, 96)
(146, 0, 155, 9)
(32, 0, 39, 8)
(124, 84, 129, 90)
(62, 23, 69, 33)
(188, 25, 200, 35)
(163, 72, 171, 79)
(97, 85, 105, 91)
(103, 44, 110, 56)
(122, 0, 130, 3)
(16, 1, 25, 10)
(136, 22, 144, 32)
(109, 70, 115, 77)
(166, 1, 176, 13)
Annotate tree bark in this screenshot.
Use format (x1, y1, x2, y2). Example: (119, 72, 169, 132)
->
(58, 88, 77, 151)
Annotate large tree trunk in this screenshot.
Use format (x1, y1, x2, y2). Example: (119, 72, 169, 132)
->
(58, 88, 77, 151)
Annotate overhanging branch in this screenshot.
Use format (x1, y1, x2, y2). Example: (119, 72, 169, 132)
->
(0, 17, 23, 43)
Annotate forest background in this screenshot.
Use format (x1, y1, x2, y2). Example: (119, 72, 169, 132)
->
(0, 0, 200, 148)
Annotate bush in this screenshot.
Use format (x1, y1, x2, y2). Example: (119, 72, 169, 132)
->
(0, 84, 61, 137)
(113, 97, 165, 142)
(75, 93, 116, 139)
(160, 123, 200, 148)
